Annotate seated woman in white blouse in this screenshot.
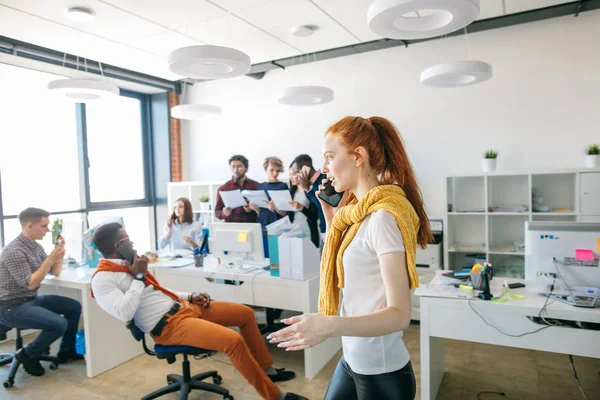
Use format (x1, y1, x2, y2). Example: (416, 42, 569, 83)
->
(159, 197, 202, 252)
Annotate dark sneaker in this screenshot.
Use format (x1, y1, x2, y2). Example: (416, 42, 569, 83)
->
(284, 394, 308, 400)
(57, 351, 84, 364)
(15, 348, 45, 377)
(269, 368, 296, 382)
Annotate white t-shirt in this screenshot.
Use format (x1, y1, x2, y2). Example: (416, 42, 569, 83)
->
(340, 210, 410, 375)
(91, 259, 189, 333)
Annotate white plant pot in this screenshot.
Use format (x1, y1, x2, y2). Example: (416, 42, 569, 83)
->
(586, 154, 600, 168)
(199, 202, 210, 211)
(482, 158, 497, 172)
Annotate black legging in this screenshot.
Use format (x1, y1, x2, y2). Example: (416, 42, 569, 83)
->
(324, 357, 416, 400)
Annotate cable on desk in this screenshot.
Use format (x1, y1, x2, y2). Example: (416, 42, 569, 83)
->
(467, 297, 553, 337)
(477, 391, 505, 400)
(569, 355, 589, 400)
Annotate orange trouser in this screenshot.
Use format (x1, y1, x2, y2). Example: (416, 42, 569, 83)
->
(153, 301, 280, 400)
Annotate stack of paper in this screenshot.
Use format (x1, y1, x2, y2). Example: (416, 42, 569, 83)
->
(219, 190, 247, 209)
(242, 190, 269, 208)
(268, 190, 296, 212)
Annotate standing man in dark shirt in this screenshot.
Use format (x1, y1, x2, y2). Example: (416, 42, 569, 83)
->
(292, 154, 327, 245)
(0, 208, 83, 377)
(215, 155, 259, 223)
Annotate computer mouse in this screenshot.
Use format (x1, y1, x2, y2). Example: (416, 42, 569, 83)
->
(175, 255, 183, 258)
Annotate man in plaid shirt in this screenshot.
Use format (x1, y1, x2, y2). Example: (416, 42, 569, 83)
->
(0, 208, 83, 377)
(215, 155, 260, 223)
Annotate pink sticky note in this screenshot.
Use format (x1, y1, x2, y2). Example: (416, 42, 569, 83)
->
(575, 249, 594, 261)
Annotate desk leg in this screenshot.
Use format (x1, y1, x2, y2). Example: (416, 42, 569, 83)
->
(420, 318, 445, 400)
(81, 289, 144, 378)
(304, 337, 342, 379)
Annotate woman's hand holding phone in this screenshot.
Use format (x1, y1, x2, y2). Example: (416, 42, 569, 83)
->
(316, 178, 347, 224)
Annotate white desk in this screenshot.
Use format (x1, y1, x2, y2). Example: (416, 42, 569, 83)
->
(39, 268, 143, 378)
(151, 264, 342, 378)
(418, 274, 600, 400)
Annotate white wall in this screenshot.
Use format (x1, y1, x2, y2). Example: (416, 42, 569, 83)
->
(182, 11, 600, 218)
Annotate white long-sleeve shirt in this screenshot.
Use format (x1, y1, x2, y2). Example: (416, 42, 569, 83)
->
(91, 259, 191, 333)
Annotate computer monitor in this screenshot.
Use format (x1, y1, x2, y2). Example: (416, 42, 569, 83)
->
(525, 221, 600, 294)
(208, 222, 264, 262)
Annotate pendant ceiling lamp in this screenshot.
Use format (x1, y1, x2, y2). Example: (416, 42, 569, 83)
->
(420, 27, 492, 88)
(168, 45, 251, 80)
(420, 60, 492, 88)
(171, 80, 221, 120)
(48, 56, 119, 102)
(171, 104, 222, 119)
(367, 0, 479, 40)
(277, 85, 334, 106)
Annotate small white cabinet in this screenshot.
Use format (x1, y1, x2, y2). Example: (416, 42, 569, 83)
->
(580, 172, 600, 215)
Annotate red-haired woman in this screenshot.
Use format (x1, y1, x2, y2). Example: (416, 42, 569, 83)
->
(267, 116, 432, 400)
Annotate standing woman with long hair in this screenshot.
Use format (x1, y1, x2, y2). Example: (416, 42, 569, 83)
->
(267, 116, 432, 400)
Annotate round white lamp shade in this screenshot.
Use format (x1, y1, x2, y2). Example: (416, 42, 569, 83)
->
(420, 60, 492, 88)
(277, 86, 334, 106)
(168, 45, 251, 80)
(368, 0, 479, 40)
(47, 79, 119, 102)
(171, 104, 222, 119)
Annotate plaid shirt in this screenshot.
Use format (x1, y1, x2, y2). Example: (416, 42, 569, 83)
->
(0, 234, 48, 300)
(215, 178, 259, 223)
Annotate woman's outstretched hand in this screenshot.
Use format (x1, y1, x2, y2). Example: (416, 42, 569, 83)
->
(266, 313, 336, 351)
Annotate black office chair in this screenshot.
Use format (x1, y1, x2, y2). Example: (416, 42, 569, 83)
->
(0, 323, 60, 388)
(128, 322, 233, 400)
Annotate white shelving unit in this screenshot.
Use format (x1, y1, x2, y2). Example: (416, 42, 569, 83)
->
(445, 168, 600, 278)
(167, 181, 224, 225)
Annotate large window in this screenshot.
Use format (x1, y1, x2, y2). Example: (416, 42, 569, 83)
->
(86, 95, 146, 203)
(0, 64, 81, 215)
(0, 64, 157, 259)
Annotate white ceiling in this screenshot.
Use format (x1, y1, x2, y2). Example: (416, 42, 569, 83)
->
(0, 0, 574, 81)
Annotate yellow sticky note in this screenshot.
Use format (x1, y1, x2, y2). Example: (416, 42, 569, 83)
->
(597, 238, 600, 253)
(237, 231, 249, 243)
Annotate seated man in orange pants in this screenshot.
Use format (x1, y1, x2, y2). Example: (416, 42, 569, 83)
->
(90, 223, 307, 400)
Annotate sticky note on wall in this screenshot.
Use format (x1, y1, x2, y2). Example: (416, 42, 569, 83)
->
(597, 238, 600, 253)
(575, 249, 594, 261)
(237, 231, 249, 243)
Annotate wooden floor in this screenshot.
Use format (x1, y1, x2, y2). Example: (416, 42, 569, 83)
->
(0, 322, 598, 400)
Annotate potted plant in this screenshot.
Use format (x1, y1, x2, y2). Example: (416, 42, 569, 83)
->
(199, 195, 211, 211)
(586, 144, 600, 168)
(51, 218, 63, 245)
(482, 150, 498, 172)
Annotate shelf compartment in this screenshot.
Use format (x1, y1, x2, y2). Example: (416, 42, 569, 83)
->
(447, 176, 486, 213)
(487, 175, 529, 212)
(488, 214, 528, 255)
(531, 173, 576, 213)
(448, 214, 486, 254)
(489, 253, 524, 279)
(448, 251, 487, 272)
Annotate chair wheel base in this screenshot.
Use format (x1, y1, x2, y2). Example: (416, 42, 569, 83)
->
(4, 379, 14, 388)
(213, 375, 222, 385)
(224, 395, 234, 400)
(49, 363, 59, 370)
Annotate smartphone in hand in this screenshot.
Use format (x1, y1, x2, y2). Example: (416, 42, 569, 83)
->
(116, 245, 136, 265)
(318, 180, 344, 207)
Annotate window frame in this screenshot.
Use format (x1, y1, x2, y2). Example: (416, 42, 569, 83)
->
(82, 89, 154, 210)
(0, 86, 157, 248)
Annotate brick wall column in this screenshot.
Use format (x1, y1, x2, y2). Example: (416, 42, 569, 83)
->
(168, 92, 183, 182)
